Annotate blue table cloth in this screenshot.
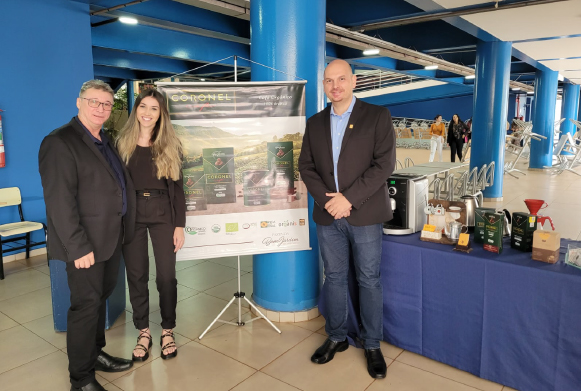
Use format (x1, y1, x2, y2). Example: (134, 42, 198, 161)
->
(319, 233, 581, 391)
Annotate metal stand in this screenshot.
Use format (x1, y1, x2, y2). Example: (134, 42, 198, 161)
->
(198, 256, 282, 339)
(504, 119, 546, 178)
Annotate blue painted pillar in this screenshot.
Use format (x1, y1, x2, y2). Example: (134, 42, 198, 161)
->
(470, 41, 512, 199)
(525, 97, 533, 122)
(127, 81, 135, 114)
(560, 83, 580, 137)
(250, 0, 325, 311)
(529, 69, 559, 169)
(507, 93, 517, 124)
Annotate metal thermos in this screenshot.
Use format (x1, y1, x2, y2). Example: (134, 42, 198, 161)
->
(461, 194, 480, 228)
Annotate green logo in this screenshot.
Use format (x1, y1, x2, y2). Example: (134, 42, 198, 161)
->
(225, 223, 239, 233)
(211, 224, 221, 233)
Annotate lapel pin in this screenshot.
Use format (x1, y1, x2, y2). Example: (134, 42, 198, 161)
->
(349, 124, 353, 129)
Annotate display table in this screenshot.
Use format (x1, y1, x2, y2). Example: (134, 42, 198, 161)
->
(49, 258, 126, 332)
(319, 233, 581, 391)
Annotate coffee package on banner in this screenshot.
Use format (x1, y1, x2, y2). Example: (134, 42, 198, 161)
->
(183, 172, 207, 211)
(483, 211, 504, 254)
(532, 230, 561, 263)
(267, 141, 294, 199)
(511, 212, 537, 251)
(243, 169, 271, 206)
(474, 208, 496, 244)
(203, 147, 236, 204)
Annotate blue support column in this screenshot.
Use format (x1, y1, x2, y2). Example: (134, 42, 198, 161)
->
(250, 0, 325, 311)
(127, 81, 136, 114)
(560, 83, 580, 137)
(529, 69, 559, 169)
(507, 93, 517, 123)
(470, 41, 512, 199)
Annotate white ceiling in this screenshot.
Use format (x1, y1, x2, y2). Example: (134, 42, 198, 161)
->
(540, 58, 581, 70)
(562, 70, 581, 80)
(430, 0, 581, 82)
(513, 36, 581, 60)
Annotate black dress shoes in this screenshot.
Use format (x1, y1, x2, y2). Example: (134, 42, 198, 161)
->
(95, 351, 133, 373)
(311, 338, 349, 364)
(70, 379, 107, 391)
(364, 348, 387, 379)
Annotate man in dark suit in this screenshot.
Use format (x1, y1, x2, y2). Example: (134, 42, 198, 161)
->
(299, 59, 396, 379)
(39, 80, 136, 391)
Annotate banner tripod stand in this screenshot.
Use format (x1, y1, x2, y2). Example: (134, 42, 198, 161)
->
(199, 255, 282, 339)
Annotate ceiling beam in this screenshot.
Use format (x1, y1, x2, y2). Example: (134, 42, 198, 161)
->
(347, 0, 569, 32)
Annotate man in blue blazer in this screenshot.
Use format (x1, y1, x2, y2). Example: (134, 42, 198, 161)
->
(299, 59, 396, 379)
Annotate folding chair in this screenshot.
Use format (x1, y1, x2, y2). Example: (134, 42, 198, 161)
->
(0, 187, 47, 280)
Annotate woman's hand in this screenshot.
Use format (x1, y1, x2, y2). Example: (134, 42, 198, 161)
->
(173, 227, 185, 253)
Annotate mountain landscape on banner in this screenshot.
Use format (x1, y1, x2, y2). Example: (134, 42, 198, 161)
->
(178, 124, 302, 186)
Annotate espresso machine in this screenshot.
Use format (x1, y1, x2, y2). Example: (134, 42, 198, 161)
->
(383, 173, 428, 235)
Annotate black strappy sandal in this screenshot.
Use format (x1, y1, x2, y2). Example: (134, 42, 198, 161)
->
(160, 330, 178, 360)
(132, 330, 153, 362)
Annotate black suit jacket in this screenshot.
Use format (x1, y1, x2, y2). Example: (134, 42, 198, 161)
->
(298, 98, 396, 226)
(166, 176, 186, 228)
(38, 118, 136, 263)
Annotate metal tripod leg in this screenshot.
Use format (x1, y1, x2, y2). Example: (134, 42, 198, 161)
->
(199, 256, 282, 340)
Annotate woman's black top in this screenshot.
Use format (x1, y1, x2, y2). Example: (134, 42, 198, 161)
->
(127, 146, 168, 191)
(447, 121, 467, 143)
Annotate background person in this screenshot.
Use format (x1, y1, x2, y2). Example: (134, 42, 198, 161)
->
(39, 80, 136, 391)
(428, 114, 445, 162)
(447, 114, 468, 162)
(117, 89, 186, 362)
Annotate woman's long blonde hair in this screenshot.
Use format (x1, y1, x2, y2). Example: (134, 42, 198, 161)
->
(117, 89, 183, 181)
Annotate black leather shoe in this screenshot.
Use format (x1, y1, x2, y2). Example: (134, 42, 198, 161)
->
(365, 348, 387, 379)
(95, 351, 133, 373)
(70, 379, 107, 391)
(310, 338, 349, 364)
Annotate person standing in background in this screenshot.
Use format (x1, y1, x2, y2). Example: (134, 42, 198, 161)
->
(428, 115, 445, 162)
(447, 114, 468, 162)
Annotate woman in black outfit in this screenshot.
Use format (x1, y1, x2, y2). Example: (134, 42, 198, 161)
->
(447, 114, 468, 162)
(117, 89, 186, 361)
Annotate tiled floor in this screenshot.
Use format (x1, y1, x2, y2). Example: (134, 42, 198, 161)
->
(1, 146, 579, 390)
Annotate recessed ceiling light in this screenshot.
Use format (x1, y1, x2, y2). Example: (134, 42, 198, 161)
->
(363, 49, 380, 56)
(119, 17, 138, 25)
(465, 75, 475, 79)
(512, 87, 521, 91)
(200, 79, 206, 82)
(527, 91, 534, 94)
(425, 65, 438, 70)
(558, 74, 565, 81)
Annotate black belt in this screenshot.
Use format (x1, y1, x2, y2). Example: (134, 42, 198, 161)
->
(136, 189, 168, 197)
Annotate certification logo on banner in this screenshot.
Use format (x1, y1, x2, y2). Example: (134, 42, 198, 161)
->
(158, 82, 310, 260)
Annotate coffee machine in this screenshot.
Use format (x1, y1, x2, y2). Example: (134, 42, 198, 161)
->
(383, 173, 428, 235)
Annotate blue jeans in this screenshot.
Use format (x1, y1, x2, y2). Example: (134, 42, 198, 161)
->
(317, 219, 383, 349)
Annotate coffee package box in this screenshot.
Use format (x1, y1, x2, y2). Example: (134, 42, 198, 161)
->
(203, 147, 236, 204)
(483, 211, 505, 254)
(475, 208, 496, 244)
(183, 171, 207, 211)
(267, 141, 294, 199)
(532, 230, 561, 264)
(511, 212, 537, 251)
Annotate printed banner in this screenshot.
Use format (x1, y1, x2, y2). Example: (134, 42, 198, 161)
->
(157, 82, 310, 260)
